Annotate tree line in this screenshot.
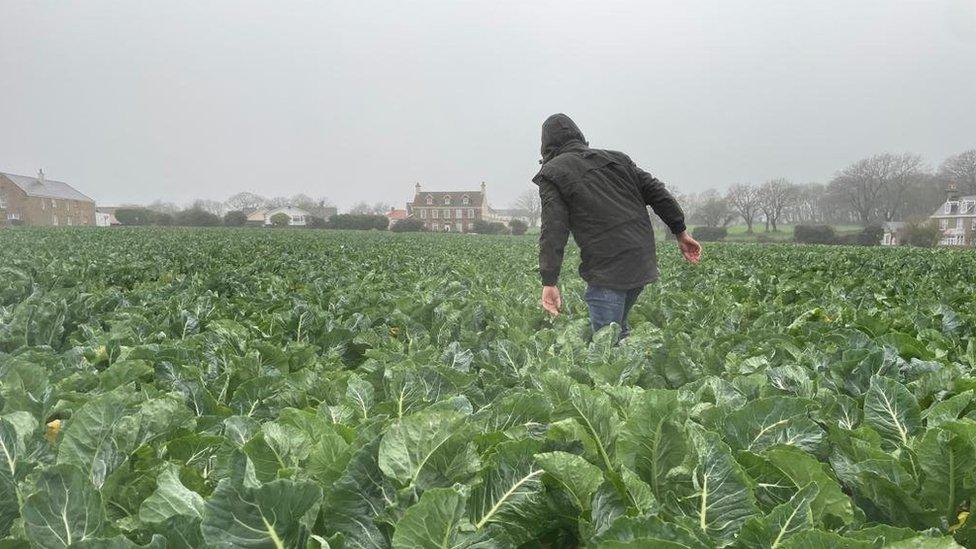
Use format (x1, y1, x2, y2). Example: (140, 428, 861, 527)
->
(680, 148, 976, 230)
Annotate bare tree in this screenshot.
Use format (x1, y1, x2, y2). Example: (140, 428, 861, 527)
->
(348, 201, 372, 215)
(372, 201, 392, 214)
(514, 190, 542, 227)
(725, 183, 762, 233)
(191, 199, 225, 216)
(266, 196, 291, 208)
(290, 193, 316, 209)
(694, 189, 735, 228)
(938, 149, 976, 195)
(829, 153, 925, 225)
(225, 192, 266, 213)
(758, 178, 796, 231)
(145, 200, 180, 214)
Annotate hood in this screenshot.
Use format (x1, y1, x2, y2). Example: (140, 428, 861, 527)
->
(540, 113, 587, 163)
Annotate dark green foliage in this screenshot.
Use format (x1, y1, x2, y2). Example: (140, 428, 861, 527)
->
(692, 226, 727, 242)
(269, 212, 291, 227)
(329, 213, 389, 230)
(114, 207, 158, 226)
(391, 218, 426, 233)
(509, 219, 528, 236)
(306, 215, 328, 228)
(223, 210, 247, 227)
(174, 208, 221, 227)
(794, 224, 837, 244)
(906, 222, 942, 247)
(472, 220, 508, 234)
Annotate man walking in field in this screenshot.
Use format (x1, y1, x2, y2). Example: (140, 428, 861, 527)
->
(534, 113, 701, 338)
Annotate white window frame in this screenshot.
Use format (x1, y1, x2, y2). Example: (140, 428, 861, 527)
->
(940, 219, 948, 230)
(420, 209, 427, 219)
(0, 191, 6, 209)
(444, 196, 451, 205)
(462, 195, 470, 205)
(945, 202, 952, 213)
(467, 208, 474, 218)
(455, 208, 462, 218)
(426, 196, 433, 205)
(432, 210, 438, 219)
(958, 218, 964, 229)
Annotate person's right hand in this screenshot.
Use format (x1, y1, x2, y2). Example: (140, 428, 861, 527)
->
(541, 285, 562, 316)
(677, 231, 702, 263)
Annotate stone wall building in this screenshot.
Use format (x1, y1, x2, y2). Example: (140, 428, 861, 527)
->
(407, 182, 492, 233)
(0, 170, 96, 227)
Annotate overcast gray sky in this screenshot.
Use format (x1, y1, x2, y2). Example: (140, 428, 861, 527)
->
(2, 1, 974, 210)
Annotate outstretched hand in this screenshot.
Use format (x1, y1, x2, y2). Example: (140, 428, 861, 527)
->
(541, 285, 562, 316)
(677, 232, 702, 263)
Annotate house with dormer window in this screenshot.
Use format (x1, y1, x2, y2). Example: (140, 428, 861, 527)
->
(930, 183, 976, 246)
(407, 182, 493, 233)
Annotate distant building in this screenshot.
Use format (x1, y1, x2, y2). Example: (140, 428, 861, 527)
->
(384, 207, 408, 228)
(0, 170, 96, 227)
(96, 207, 122, 227)
(407, 182, 493, 233)
(930, 183, 976, 246)
(881, 221, 906, 246)
(489, 208, 531, 225)
(246, 206, 312, 227)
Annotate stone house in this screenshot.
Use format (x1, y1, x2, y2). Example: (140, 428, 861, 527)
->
(0, 170, 96, 227)
(406, 182, 493, 233)
(930, 183, 976, 246)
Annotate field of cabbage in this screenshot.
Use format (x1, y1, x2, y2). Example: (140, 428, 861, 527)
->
(1, 228, 976, 548)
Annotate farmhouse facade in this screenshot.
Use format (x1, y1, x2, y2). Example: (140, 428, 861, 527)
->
(407, 182, 495, 233)
(0, 170, 96, 227)
(246, 206, 312, 227)
(930, 184, 976, 246)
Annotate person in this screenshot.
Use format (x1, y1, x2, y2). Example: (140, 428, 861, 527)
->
(533, 113, 701, 339)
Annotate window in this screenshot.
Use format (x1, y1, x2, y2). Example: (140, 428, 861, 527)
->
(426, 196, 433, 205)
(41, 200, 46, 210)
(945, 203, 952, 213)
(462, 195, 470, 205)
(420, 209, 427, 219)
(972, 218, 976, 230)
(443, 209, 451, 219)
(455, 208, 462, 218)
(7, 213, 20, 220)
(940, 219, 948, 230)
(467, 208, 474, 218)
(444, 196, 451, 205)
(883, 234, 891, 245)
(468, 223, 474, 231)
(0, 191, 6, 209)
(292, 216, 302, 223)
(432, 223, 439, 231)
(432, 210, 438, 219)
(51, 199, 56, 209)
(456, 222, 462, 232)
(958, 218, 964, 230)
(52, 214, 59, 226)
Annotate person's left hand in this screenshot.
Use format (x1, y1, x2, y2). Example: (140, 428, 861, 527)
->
(541, 285, 562, 316)
(677, 231, 702, 263)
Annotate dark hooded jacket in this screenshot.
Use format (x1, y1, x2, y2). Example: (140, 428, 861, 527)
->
(533, 114, 686, 289)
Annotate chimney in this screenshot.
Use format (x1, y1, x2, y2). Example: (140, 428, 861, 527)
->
(947, 182, 959, 202)
(415, 182, 421, 194)
(481, 181, 486, 193)
(37, 169, 45, 184)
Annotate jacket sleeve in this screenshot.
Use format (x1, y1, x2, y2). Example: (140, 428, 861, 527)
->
(536, 176, 570, 286)
(631, 162, 687, 235)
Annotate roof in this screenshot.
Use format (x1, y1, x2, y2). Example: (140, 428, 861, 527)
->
(385, 209, 408, 220)
(932, 196, 976, 217)
(266, 206, 310, 216)
(411, 190, 485, 208)
(1, 172, 94, 203)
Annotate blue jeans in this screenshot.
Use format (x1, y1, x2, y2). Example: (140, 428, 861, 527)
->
(584, 285, 645, 339)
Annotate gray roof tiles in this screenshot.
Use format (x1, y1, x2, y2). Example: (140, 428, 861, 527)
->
(1, 172, 94, 203)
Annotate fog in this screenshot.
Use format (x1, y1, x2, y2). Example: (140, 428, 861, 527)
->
(2, 0, 974, 210)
